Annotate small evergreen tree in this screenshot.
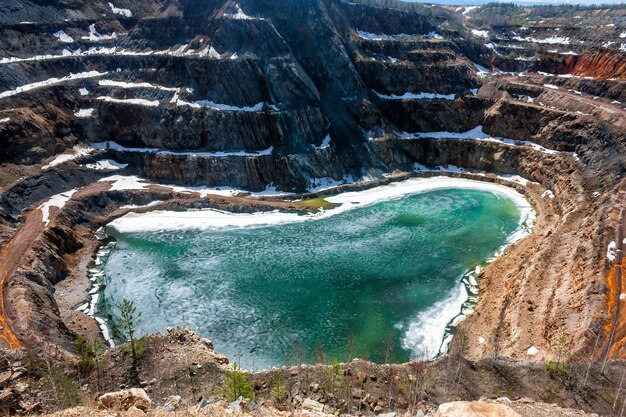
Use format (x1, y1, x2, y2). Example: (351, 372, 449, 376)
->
(113, 298, 143, 384)
(546, 335, 570, 376)
(74, 335, 95, 377)
(222, 364, 254, 402)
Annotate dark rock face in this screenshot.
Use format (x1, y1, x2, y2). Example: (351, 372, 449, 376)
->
(0, 0, 489, 187)
(80, 102, 326, 153)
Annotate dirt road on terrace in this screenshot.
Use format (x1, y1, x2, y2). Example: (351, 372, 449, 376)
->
(0, 179, 300, 350)
(0, 183, 113, 349)
(501, 76, 626, 118)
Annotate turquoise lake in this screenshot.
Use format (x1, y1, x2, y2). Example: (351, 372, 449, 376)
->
(101, 186, 524, 369)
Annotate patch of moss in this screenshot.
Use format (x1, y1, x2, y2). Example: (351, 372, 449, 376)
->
(292, 197, 340, 212)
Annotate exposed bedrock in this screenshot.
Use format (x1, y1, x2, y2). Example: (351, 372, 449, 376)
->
(534, 48, 626, 81)
(0, 54, 319, 105)
(371, 95, 491, 133)
(331, 0, 437, 35)
(81, 103, 327, 153)
(354, 58, 479, 95)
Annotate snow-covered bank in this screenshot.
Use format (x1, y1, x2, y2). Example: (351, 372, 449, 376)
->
(174, 98, 274, 112)
(91, 140, 273, 158)
(399, 126, 559, 155)
(97, 96, 160, 107)
(107, 176, 532, 234)
(76, 240, 116, 348)
(96, 175, 290, 197)
(374, 90, 456, 100)
(403, 282, 469, 360)
(98, 79, 179, 91)
(356, 29, 443, 41)
(0, 71, 108, 99)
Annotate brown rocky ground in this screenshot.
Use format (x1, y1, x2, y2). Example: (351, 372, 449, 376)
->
(41, 399, 601, 417)
(3, 326, 624, 415)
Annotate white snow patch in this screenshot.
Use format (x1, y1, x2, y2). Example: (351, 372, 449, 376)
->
(474, 62, 490, 77)
(42, 144, 96, 169)
(0, 45, 236, 64)
(95, 317, 115, 347)
(425, 31, 443, 39)
(199, 45, 221, 59)
(399, 126, 559, 155)
(607, 241, 617, 262)
(74, 108, 94, 118)
(0, 117, 9, 123)
(121, 200, 163, 209)
(497, 174, 535, 187)
(374, 90, 455, 101)
(98, 175, 150, 191)
(541, 190, 555, 199)
(82, 24, 117, 42)
(175, 98, 269, 112)
(512, 35, 570, 45)
(543, 84, 559, 90)
(621, 31, 626, 38)
(97, 96, 159, 106)
(527, 346, 539, 356)
(39, 189, 77, 226)
(98, 79, 179, 91)
(471, 29, 489, 38)
(316, 134, 331, 150)
(224, 4, 259, 20)
(403, 283, 469, 360)
(90, 140, 273, 158)
(356, 29, 442, 41)
(84, 159, 128, 170)
(108, 2, 132, 17)
(412, 163, 468, 175)
(168, 45, 187, 56)
(53, 30, 73, 43)
(0, 71, 108, 99)
(79, 87, 90, 96)
(108, 175, 530, 233)
(308, 175, 355, 193)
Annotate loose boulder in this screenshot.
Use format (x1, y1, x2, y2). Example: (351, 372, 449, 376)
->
(98, 388, 152, 411)
(433, 401, 521, 417)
